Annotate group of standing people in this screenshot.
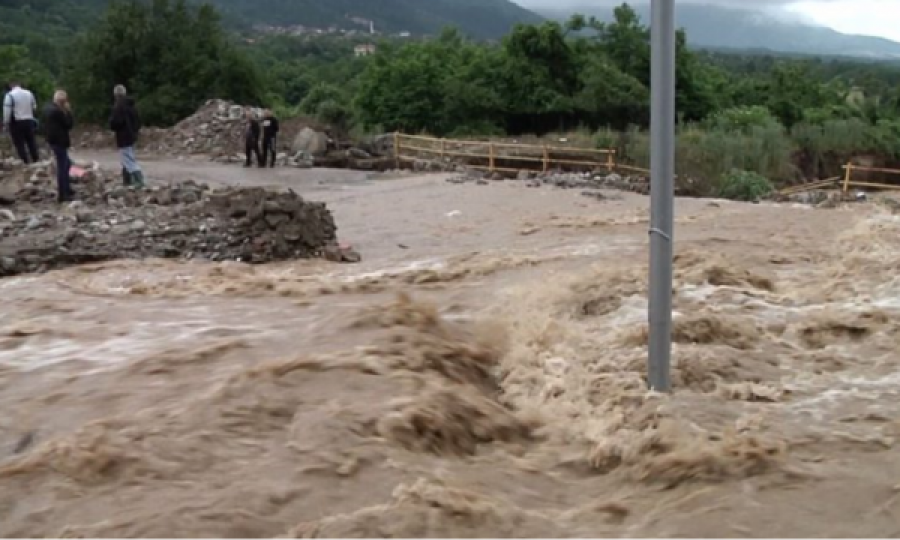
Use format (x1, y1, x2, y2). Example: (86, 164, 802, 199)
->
(2, 82, 144, 203)
(244, 108, 279, 168)
(5, 83, 282, 203)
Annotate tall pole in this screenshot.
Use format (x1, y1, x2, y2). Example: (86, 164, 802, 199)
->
(648, 0, 675, 392)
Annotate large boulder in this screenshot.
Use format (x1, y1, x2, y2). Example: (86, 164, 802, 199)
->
(291, 127, 329, 157)
(363, 133, 395, 157)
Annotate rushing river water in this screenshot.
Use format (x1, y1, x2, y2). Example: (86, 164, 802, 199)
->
(2, 160, 900, 537)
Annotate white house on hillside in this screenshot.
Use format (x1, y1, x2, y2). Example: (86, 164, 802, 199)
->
(354, 43, 376, 57)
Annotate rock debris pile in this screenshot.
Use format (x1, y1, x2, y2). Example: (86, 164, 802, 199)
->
(73, 100, 394, 170)
(446, 170, 651, 195)
(76, 99, 258, 157)
(0, 159, 350, 277)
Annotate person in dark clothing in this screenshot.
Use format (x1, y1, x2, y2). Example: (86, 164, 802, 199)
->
(244, 109, 262, 168)
(1, 83, 10, 154)
(109, 85, 145, 187)
(261, 109, 280, 168)
(44, 90, 75, 203)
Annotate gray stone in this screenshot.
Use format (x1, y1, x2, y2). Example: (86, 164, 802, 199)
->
(348, 147, 371, 159)
(323, 244, 362, 263)
(581, 190, 607, 202)
(0, 184, 16, 204)
(291, 127, 329, 156)
(181, 191, 200, 205)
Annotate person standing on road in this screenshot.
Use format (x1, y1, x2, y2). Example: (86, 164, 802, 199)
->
(1, 83, 10, 154)
(109, 85, 145, 188)
(2, 81, 40, 164)
(44, 90, 75, 203)
(244, 108, 262, 168)
(261, 109, 279, 168)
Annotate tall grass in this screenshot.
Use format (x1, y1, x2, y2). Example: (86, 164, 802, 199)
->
(602, 124, 793, 195)
(596, 118, 900, 196)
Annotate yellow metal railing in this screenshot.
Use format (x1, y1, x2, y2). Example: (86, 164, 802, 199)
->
(393, 132, 626, 173)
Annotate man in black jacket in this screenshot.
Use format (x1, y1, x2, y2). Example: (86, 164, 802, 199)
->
(44, 90, 75, 203)
(261, 109, 279, 168)
(244, 108, 262, 168)
(109, 85, 145, 187)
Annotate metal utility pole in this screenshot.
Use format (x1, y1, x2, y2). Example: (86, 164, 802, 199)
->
(648, 0, 675, 392)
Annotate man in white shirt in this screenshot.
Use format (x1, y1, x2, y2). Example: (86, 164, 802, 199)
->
(2, 81, 40, 164)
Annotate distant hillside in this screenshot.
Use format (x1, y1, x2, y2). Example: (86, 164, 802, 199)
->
(212, 0, 544, 39)
(0, 0, 544, 42)
(536, 2, 900, 59)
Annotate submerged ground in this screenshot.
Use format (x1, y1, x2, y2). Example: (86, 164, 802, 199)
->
(1, 152, 900, 537)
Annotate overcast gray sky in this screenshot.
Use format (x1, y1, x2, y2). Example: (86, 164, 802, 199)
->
(513, 0, 900, 41)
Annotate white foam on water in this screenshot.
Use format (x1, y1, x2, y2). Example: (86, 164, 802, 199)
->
(0, 276, 37, 291)
(0, 306, 313, 372)
(606, 295, 649, 326)
(787, 370, 900, 422)
(332, 257, 447, 282)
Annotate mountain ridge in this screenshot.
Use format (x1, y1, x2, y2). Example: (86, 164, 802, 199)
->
(533, 2, 900, 59)
(0, 0, 544, 41)
(213, 0, 543, 38)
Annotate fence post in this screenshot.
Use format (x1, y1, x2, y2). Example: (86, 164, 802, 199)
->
(607, 150, 615, 172)
(440, 138, 446, 161)
(394, 132, 401, 169)
(489, 143, 495, 172)
(843, 162, 853, 193)
(542, 145, 549, 172)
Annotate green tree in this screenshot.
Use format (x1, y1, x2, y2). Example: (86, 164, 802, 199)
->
(64, 0, 265, 126)
(355, 30, 505, 135)
(574, 57, 648, 129)
(0, 45, 54, 105)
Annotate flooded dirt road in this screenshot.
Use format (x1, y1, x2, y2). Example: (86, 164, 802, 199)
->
(2, 154, 900, 537)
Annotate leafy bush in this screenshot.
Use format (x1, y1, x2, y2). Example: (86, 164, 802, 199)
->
(704, 105, 782, 133)
(716, 169, 774, 201)
(315, 99, 352, 131)
(299, 83, 345, 116)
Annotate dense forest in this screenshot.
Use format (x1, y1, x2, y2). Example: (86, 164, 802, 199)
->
(5, 0, 900, 195)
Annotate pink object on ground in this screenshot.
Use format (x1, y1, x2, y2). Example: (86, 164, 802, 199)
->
(70, 166, 86, 178)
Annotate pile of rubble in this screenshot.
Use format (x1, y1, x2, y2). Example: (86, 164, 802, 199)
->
(445, 170, 651, 195)
(0, 158, 353, 277)
(76, 100, 259, 156)
(771, 189, 878, 208)
(74, 99, 395, 170)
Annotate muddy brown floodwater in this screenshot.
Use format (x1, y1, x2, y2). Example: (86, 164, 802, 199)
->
(2, 152, 900, 537)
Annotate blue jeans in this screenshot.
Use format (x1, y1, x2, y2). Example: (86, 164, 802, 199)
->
(119, 146, 141, 173)
(51, 144, 73, 201)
